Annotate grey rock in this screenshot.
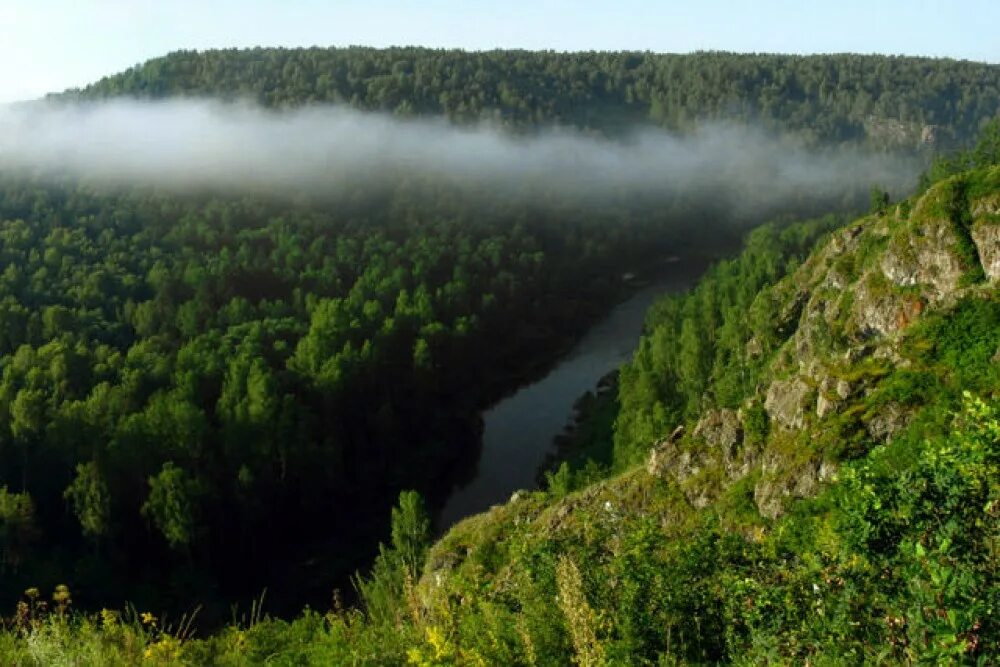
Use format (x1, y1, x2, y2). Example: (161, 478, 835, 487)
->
(693, 409, 742, 450)
(881, 220, 966, 297)
(971, 194, 1000, 218)
(852, 278, 900, 338)
(816, 392, 838, 419)
(764, 377, 813, 430)
(816, 377, 852, 418)
(867, 402, 911, 443)
(754, 457, 837, 519)
(971, 221, 1000, 282)
(852, 275, 926, 338)
(693, 408, 756, 480)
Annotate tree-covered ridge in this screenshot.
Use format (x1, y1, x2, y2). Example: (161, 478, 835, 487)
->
(72, 47, 1000, 147)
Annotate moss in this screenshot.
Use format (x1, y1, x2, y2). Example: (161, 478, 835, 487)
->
(854, 231, 890, 273)
(743, 402, 770, 446)
(814, 401, 870, 460)
(963, 164, 1000, 200)
(680, 459, 727, 506)
(833, 251, 858, 282)
(938, 176, 988, 285)
(714, 472, 765, 531)
(866, 369, 943, 408)
(864, 268, 892, 297)
(829, 288, 856, 346)
(765, 424, 817, 462)
(829, 357, 891, 385)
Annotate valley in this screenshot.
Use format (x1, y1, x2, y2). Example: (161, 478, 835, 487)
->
(0, 43, 996, 664)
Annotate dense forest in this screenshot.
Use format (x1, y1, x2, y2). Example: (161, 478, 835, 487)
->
(0, 175, 714, 617)
(0, 47, 999, 657)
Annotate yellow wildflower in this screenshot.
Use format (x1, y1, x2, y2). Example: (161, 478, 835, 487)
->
(101, 608, 118, 628)
(52, 585, 72, 605)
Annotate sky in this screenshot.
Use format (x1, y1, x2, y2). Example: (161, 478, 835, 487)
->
(0, 0, 997, 103)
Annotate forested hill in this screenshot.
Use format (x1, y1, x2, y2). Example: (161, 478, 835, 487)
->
(69, 48, 1000, 148)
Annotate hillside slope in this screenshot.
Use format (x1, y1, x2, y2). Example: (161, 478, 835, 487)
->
(374, 168, 1000, 664)
(394, 167, 999, 663)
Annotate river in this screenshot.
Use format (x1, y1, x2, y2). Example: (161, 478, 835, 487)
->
(438, 259, 707, 528)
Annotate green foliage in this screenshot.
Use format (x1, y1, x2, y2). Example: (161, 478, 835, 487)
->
(922, 116, 1000, 188)
(826, 394, 999, 661)
(63, 461, 111, 539)
(613, 215, 842, 467)
(141, 463, 199, 550)
(352, 491, 431, 634)
(0, 487, 36, 572)
(13, 394, 974, 663)
(742, 401, 770, 446)
(544, 462, 573, 499)
(869, 186, 890, 214)
(390, 490, 431, 577)
(0, 170, 684, 611)
(0, 199, 997, 665)
(903, 294, 1000, 392)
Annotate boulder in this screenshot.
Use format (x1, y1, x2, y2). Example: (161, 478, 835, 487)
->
(754, 457, 836, 519)
(693, 409, 742, 450)
(881, 219, 966, 297)
(867, 402, 911, 443)
(816, 376, 851, 418)
(971, 221, 1000, 282)
(646, 426, 684, 477)
(693, 408, 757, 479)
(852, 276, 925, 339)
(764, 377, 812, 430)
(852, 278, 902, 338)
(647, 445, 704, 484)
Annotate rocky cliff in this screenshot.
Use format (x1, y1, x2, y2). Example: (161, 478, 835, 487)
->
(422, 165, 998, 603)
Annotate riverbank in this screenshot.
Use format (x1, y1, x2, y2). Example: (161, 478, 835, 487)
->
(437, 255, 715, 528)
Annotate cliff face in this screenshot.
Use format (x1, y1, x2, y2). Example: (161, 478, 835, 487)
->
(645, 166, 998, 520)
(423, 166, 999, 597)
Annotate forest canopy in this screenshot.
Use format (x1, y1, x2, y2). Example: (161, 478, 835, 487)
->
(69, 48, 1000, 150)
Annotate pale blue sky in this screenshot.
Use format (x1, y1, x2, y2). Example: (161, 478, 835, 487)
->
(0, 0, 996, 103)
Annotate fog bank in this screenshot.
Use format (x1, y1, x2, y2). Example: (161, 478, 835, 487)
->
(0, 100, 921, 209)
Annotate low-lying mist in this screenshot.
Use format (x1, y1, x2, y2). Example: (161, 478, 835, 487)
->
(0, 99, 921, 215)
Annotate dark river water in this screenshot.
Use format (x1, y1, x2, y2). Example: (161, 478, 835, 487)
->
(438, 259, 707, 528)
